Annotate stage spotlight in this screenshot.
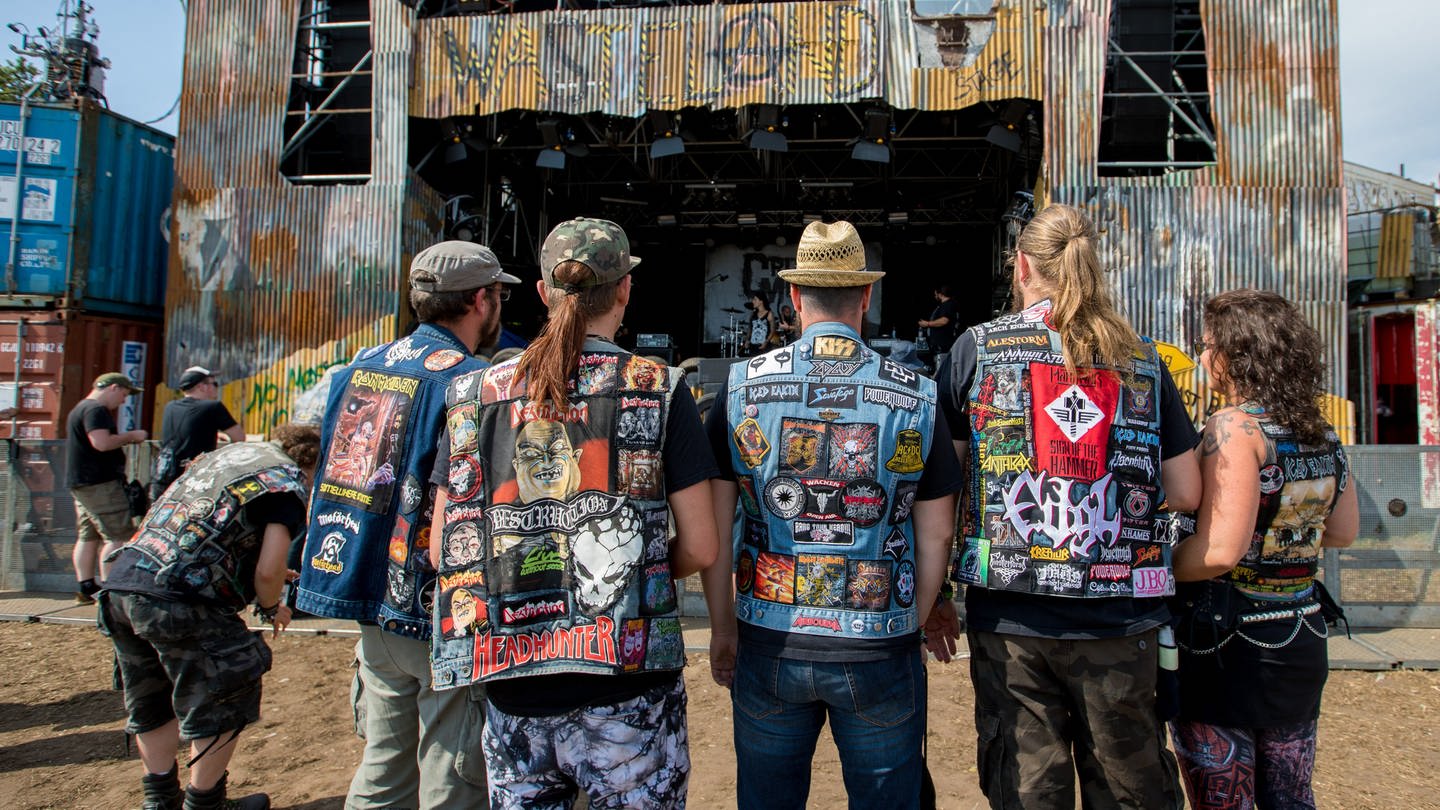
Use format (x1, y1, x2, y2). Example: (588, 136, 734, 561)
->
(744, 105, 788, 153)
(536, 116, 587, 169)
(444, 195, 485, 243)
(850, 106, 893, 163)
(648, 109, 685, 158)
(851, 140, 891, 163)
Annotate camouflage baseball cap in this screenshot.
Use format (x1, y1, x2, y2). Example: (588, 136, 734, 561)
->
(539, 217, 641, 291)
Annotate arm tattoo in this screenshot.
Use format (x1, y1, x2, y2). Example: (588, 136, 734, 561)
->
(1199, 413, 1235, 458)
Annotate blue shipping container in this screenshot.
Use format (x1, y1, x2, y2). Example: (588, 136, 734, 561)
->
(0, 99, 174, 317)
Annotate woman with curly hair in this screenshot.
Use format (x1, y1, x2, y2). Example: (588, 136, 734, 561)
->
(1170, 289, 1359, 809)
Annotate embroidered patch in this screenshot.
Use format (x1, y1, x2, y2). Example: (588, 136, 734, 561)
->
(447, 456, 482, 502)
(733, 418, 771, 469)
(424, 349, 465, 371)
(828, 423, 879, 478)
(763, 477, 805, 520)
(885, 430, 924, 474)
(754, 552, 796, 604)
(894, 560, 916, 608)
(846, 560, 892, 610)
(795, 554, 847, 608)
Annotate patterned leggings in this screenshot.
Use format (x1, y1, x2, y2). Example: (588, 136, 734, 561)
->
(1169, 719, 1318, 810)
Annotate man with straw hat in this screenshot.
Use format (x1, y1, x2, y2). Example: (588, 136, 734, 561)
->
(701, 220, 964, 809)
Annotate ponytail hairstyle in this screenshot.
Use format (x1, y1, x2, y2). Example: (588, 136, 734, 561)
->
(1015, 204, 1141, 376)
(1203, 289, 1330, 444)
(513, 260, 624, 410)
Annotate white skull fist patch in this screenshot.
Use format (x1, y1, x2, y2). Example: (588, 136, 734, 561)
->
(572, 503, 643, 615)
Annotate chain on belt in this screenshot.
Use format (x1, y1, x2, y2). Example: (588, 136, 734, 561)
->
(1178, 601, 1327, 655)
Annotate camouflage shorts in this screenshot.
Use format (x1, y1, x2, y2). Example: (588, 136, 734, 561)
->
(967, 628, 1182, 810)
(98, 591, 272, 739)
(482, 675, 689, 810)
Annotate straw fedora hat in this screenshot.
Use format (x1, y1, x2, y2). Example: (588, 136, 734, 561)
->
(778, 220, 884, 288)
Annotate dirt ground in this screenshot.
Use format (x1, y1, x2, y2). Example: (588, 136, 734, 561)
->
(0, 622, 1436, 810)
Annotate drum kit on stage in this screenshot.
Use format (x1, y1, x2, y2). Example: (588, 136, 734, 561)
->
(718, 307, 747, 358)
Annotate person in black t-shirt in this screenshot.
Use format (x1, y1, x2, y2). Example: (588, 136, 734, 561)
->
(152, 366, 244, 498)
(917, 284, 960, 369)
(67, 372, 147, 602)
(933, 205, 1200, 810)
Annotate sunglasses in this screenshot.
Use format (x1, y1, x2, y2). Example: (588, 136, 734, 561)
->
(1191, 339, 1209, 356)
(488, 285, 512, 302)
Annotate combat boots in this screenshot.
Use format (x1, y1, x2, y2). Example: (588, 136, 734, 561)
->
(182, 772, 270, 810)
(140, 763, 182, 810)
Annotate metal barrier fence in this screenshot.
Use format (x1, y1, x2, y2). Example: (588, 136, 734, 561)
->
(1326, 445, 1440, 627)
(0, 439, 154, 594)
(2, 440, 1437, 628)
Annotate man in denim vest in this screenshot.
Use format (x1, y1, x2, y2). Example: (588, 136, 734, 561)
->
(703, 220, 963, 810)
(934, 204, 1201, 809)
(296, 241, 518, 809)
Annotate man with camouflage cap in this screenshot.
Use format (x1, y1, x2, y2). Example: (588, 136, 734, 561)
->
(429, 217, 719, 809)
(297, 240, 518, 809)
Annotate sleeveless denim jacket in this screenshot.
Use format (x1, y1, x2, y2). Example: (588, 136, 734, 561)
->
(430, 343, 686, 689)
(113, 441, 307, 609)
(956, 300, 1172, 599)
(724, 322, 938, 642)
(1228, 414, 1348, 601)
(296, 323, 488, 638)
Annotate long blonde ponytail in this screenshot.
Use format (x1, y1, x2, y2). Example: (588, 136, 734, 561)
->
(1016, 204, 1140, 376)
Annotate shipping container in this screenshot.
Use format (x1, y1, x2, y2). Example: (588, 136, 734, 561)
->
(0, 309, 164, 440)
(0, 98, 175, 317)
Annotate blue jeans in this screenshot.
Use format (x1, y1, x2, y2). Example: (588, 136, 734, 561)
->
(732, 645, 926, 810)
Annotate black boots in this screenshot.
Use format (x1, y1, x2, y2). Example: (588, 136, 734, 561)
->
(181, 772, 270, 810)
(140, 763, 182, 810)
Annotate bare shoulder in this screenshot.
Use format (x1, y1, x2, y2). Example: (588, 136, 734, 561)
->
(1198, 406, 1265, 461)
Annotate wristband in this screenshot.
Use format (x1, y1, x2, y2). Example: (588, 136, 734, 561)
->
(939, 582, 955, 601)
(253, 601, 280, 623)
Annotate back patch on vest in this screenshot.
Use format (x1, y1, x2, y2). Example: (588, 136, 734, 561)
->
(318, 370, 419, 513)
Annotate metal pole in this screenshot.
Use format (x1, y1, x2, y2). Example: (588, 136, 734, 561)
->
(5, 83, 43, 294)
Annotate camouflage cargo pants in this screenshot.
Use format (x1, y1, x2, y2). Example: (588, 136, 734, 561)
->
(967, 628, 1182, 810)
(99, 591, 272, 739)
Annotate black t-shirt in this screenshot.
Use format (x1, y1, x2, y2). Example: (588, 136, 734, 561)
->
(66, 399, 124, 488)
(928, 298, 962, 353)
(106, 491, 307, 604)
(433, 377, 718, 715)
(705, 375, 967, 661)
(939, 330, 1201, 638)
(161, 398, 239, 466)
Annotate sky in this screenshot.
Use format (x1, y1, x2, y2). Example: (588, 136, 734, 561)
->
(1, 0, 1437, 188)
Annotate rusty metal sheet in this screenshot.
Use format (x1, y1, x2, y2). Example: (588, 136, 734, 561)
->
(411, 0, 1042, 117)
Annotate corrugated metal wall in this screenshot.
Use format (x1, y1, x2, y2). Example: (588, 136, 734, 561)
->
(1046, 0, 1346, 408)
(168, 0, 420, 431)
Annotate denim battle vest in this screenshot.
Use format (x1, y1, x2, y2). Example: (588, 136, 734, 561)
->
(956, 300, 1171, 599)
(117, 441, 307, 609)
(1227, 413, 1347, 602)
(296, 323, 488, 638)
(430, 343, 685, 690)
(724, 322, 938, 641)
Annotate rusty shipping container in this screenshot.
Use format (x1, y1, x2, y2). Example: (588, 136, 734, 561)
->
(0, 310, 164, 441)
(1, 99, 175, 318)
